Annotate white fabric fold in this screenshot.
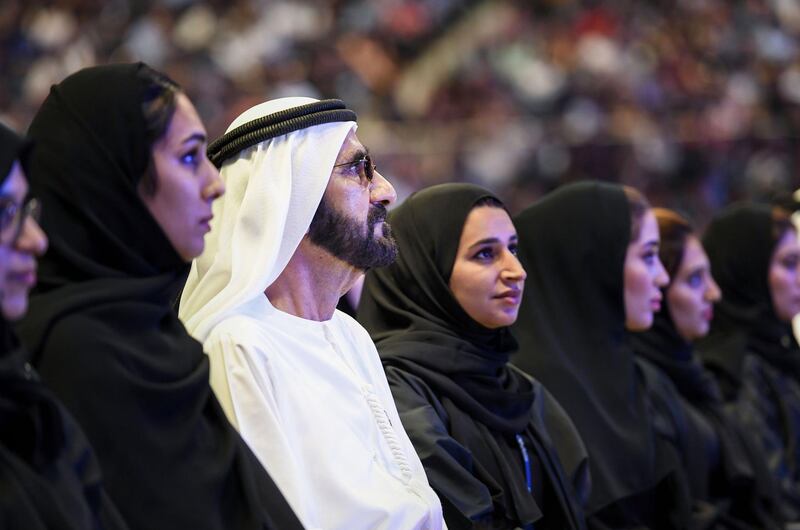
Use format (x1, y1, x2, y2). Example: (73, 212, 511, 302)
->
(179, 96, 356, 341)
(178, 97, 445, 529)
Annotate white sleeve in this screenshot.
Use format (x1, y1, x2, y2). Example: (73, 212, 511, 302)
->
(203, 329, 322, 530)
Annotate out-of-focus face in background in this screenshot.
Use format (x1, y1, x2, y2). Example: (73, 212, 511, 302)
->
(6, 2, 797, 226)
(666, 235, 721, 342)
(769, 228, 800, 323)
(624, 210, 669, 331)
(0, 160, 47, 320)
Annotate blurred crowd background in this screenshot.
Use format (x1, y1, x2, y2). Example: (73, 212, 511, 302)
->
(3, 0, 800, 226)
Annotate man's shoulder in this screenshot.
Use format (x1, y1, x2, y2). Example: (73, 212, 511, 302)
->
(330, 307, 359, 328)
(331, 309, 375, 344)
(205, 313, 282, 350)
(329, 310, 390, 385)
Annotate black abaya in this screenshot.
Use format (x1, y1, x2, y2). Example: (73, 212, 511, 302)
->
(15, 63, 302, 530)
(632, 310, 782, 528)
(358, 183, 588, 530)
(0, 122, 128, 529)
(698, 203, 800, 521)
(511, 181, 691, 529)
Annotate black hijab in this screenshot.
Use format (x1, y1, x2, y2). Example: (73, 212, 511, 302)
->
(635, 310, 724, 406)
(698, 203, 800, 387)
(0, 122, 128, 529)
(511, 181, 683, 517)
(359, 183, 529, 431)
(15, 63, 302, 530)
(359, 183, 586, 529)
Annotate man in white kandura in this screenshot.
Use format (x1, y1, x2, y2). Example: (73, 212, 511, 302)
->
(179, 97, 446, 530)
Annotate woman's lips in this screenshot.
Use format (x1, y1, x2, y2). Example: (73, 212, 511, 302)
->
(650, 296, 662, 311)
(494, 290, 522, 304)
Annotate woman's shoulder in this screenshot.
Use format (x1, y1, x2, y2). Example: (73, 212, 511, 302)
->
(509, 364, 582, 435)
(45, 312, 119, 354)
(507, 363, 546, 396)
(383, 364, 435, 395)
(635, 357, 683, 401)
(30, 313, 139, 391)
(740, 353, 800, 404)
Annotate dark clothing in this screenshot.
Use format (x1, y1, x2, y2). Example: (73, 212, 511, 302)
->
(586, 477, 692, 530)
(632, 311, 782, 529)
(384, 366, 588, 530)
(511, 181, 691, 529)
(358, 183, 588, 530)
(729, 354, 800, 520)
(17, 63, 302, 530)
(698, 203, 800, 522)
(0, 122, 127, 530)
(0, 325, 129, 530)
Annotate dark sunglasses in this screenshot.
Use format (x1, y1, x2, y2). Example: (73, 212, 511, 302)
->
(0, 197, 41, 245)
(332, 154, 376, 185)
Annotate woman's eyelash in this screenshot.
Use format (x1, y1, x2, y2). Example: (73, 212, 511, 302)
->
(181, 148, 200, 166)
(473, 248, 494, 259)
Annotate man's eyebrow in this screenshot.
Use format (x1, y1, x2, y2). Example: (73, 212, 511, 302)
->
(343, 146, 370, 161)
(352, 147, 369, 159)
(335, 146, 371, 168)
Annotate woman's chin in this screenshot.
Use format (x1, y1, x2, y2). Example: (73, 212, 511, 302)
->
(1, 296, 28, 321)
(625, 314, 653, 332)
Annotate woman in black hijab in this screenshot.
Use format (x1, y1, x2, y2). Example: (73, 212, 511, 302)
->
(358, 183, 589, 530)
(631, 208, 782, 529)
(697, 203, 800, 521)
(512, 181, 691, 529)
(15, 63, 302, 530)
(0, 122, 128, 529)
